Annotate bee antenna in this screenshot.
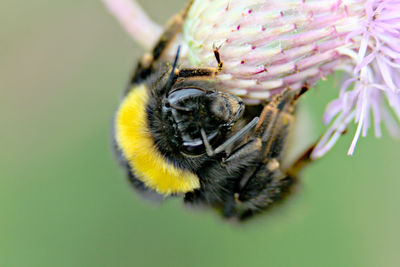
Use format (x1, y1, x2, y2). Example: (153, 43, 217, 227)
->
(165, 45, 181, 92)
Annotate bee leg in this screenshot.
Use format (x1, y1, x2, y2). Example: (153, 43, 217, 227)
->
(234, 142, 317, 220)
(176, 43, 223, 81)
(226, 89, 305, 220)
(213, 44, 223, 71)
(176, 68, 219, 79)
(254, 89, 299, 160)
(233, 137, 319, 220)
(222, 138, 262, 163)
(175, 43, 224, 80)
(236, 163, 295, 220)
(130, 0, 194, 84)
(151, 0, 193, 62)
(198, 117, 260, 157)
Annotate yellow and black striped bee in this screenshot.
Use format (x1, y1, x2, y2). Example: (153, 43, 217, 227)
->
(113, 2, 314, 220)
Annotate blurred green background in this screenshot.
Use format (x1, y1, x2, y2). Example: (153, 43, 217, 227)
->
(1, 1, 400, 266)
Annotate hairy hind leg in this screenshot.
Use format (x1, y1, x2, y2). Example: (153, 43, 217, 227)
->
(131, 0, 194, 84)
(221, 88, 314, 220)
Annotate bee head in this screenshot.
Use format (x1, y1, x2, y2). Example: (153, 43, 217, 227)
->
(162, 84, 244, 155)
(145, 47, 246, 171)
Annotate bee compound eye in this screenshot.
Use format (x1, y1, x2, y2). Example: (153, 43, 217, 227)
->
(167, 88, 205, 106)
(209, 93, 244, 124)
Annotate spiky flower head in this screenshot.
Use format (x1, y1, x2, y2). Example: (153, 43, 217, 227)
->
(103, 0, 400, 158)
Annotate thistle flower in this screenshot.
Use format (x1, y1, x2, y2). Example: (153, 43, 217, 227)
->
(103, 0, 400, 158)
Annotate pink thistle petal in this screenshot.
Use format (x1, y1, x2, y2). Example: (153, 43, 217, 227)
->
(371, 95, 382, 138)
(354, 50, 376, 74)
(317, 0, 400, 157)
(324, 99, 343, 124)
(355, 32, 371, 71)
(376, 56, 397, 90)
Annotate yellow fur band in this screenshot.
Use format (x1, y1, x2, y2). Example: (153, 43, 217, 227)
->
(115, 84, 200, 195)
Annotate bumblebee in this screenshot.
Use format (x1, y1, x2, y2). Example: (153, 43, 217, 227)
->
(113, 2, 314, 220)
